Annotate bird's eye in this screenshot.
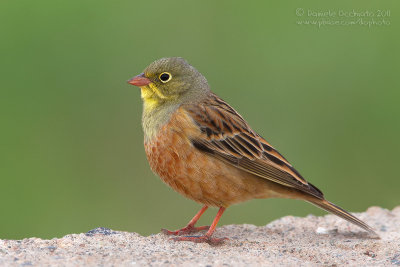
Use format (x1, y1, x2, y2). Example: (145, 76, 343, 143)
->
(159, 72, 172, 83)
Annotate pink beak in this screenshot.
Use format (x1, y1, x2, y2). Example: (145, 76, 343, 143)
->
(127, 73, 151, 86)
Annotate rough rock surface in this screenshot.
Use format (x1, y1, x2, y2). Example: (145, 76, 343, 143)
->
(1, 206, 399, 266)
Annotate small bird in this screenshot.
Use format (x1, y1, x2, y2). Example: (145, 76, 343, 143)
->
(128, 57, 378, 244)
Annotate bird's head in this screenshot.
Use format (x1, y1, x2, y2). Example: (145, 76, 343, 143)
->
(128, 57, 209, 110)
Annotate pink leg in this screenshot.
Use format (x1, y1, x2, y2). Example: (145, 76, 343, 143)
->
(161, 205, 210, 235)
(172, 207, 228, 244)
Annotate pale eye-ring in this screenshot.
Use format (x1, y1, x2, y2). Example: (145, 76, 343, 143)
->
(159, 72, 172, 83)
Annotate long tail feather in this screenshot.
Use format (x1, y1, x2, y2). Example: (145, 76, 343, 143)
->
(307, 199, 379, 238)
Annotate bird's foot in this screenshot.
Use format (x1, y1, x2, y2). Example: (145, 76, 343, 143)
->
(161, 225, 210, 236)
(171, 235, 228, 245)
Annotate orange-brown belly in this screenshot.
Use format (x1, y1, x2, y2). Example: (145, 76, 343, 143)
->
(144, 122, 287, 207)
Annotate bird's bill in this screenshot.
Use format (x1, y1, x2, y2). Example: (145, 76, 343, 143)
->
(127, 73, 151, 86)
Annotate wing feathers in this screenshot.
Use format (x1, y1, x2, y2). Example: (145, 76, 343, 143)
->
(184, 93, 323, 199)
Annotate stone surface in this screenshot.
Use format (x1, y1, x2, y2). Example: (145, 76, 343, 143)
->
(0, 206, 399, 266)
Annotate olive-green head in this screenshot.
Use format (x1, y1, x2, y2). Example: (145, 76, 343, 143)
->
(128, 57, 210, 107)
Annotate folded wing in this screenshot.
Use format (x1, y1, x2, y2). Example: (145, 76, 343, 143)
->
(183, 93, 323, 199)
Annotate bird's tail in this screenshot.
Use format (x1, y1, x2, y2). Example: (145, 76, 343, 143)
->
(307, 198, 379, 238)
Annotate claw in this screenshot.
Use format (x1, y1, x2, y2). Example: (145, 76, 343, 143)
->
(161, 225, 210, 236)
(171, 235, 228, 245)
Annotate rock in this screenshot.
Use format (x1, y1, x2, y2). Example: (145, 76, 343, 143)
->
(0, 206, 399, 266)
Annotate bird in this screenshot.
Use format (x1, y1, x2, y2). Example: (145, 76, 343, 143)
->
(127, 57, 378, 244)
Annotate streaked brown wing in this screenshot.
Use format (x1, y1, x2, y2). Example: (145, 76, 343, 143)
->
(183, 93, 323, 199)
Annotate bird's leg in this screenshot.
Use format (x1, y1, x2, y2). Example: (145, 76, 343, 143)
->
(161, 205, 210, 235)
(171, 207, 228, 245)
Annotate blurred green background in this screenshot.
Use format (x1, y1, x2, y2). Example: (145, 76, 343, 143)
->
(1, 0, 399, 240)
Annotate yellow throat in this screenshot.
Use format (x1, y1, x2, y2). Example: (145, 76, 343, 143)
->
(140, 83, 179, 141)
(140, 83, 178, 112)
